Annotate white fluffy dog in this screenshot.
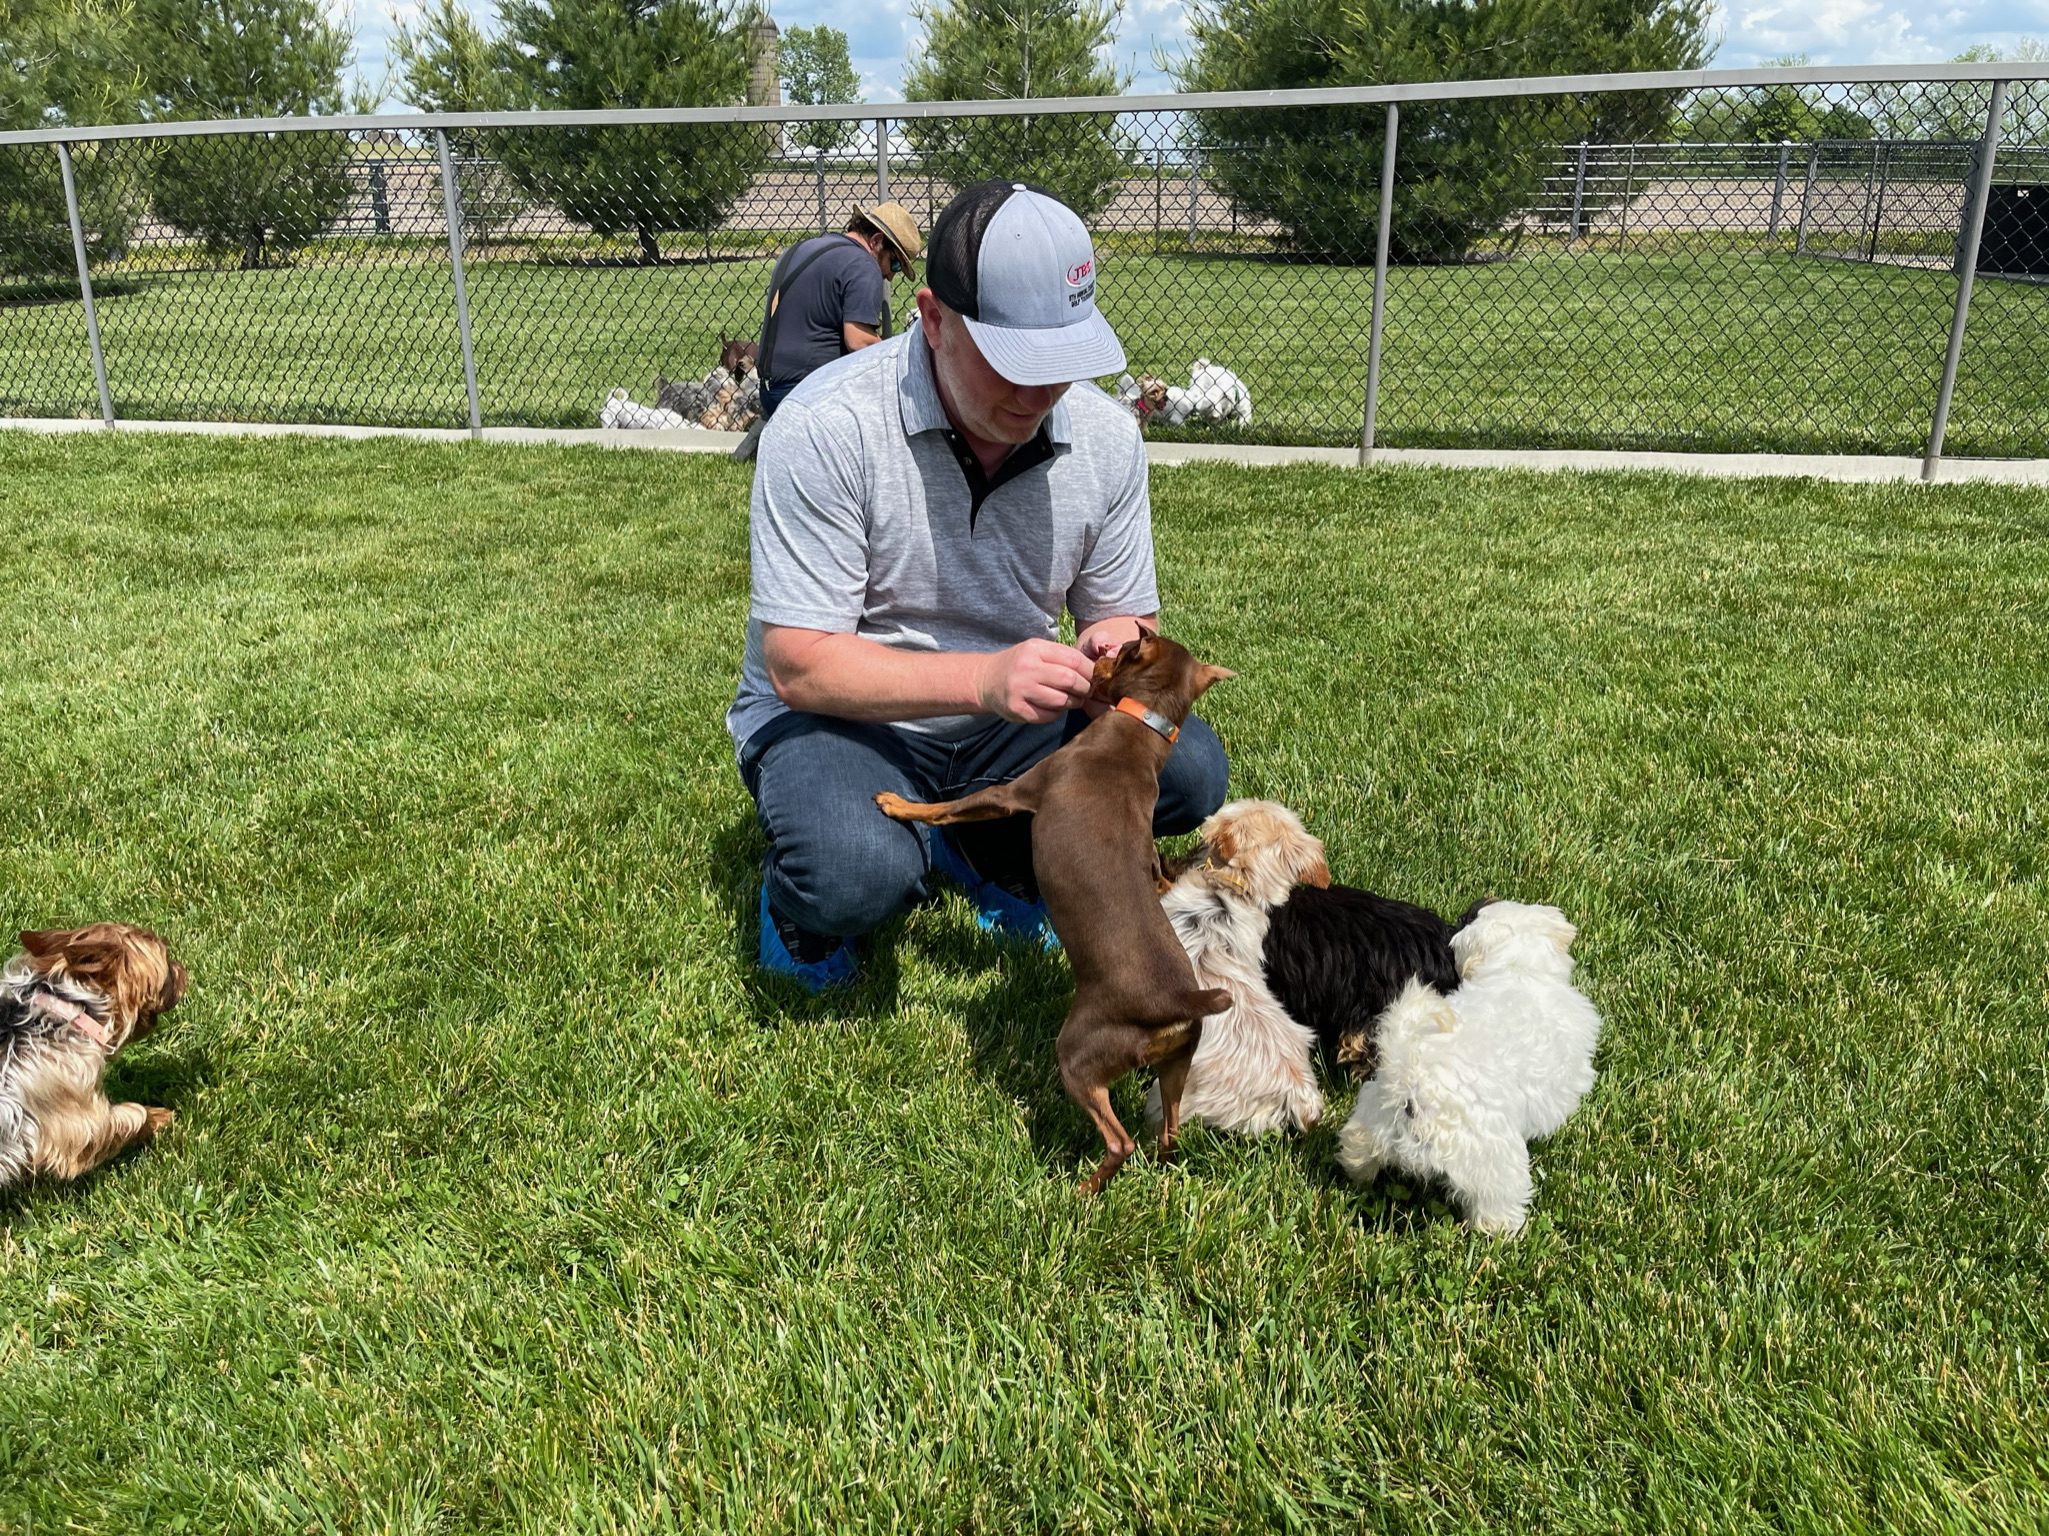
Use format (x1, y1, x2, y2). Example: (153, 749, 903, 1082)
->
(1186, 359, 1253, 426)
(1146, 800, 1330, 1139)
(1336, 900, 1600, 1236)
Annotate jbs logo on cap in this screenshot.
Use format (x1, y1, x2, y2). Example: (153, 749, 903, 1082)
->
(1066, 259, 1094, 286)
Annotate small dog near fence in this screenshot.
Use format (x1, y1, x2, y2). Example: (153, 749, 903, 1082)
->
(1113, 362, 1252, 429)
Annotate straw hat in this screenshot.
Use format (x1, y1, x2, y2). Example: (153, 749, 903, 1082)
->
(850, 199, 924, 278)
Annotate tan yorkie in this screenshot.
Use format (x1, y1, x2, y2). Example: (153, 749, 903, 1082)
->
(1, 924, 187, 1187)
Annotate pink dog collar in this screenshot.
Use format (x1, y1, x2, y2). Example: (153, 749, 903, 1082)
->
(29, 990, 112, 1049)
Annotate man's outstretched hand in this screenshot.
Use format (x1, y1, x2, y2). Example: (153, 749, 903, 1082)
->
(973, 639, 1096, 724)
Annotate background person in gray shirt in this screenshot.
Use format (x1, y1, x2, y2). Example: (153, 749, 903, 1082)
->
(730, 179, 1230, 992)
(755, 200, 924, 420)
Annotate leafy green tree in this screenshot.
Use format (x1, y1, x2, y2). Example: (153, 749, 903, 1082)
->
(389, 0, 531, 236)
(1681, 58, 1873, 143)
(1175, 0, 1713, 262)
(778, 24, 862, 157)
(491, 0, 768, 264)
(140, 0, 356, 268)
(1888, 44, 2047, 144)
(0, 0, 143, 278)
(902, 0, 1129, 223)
(391, 0, 522, 115)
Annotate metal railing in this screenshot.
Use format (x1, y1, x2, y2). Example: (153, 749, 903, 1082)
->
(2, 65, 2045, 476)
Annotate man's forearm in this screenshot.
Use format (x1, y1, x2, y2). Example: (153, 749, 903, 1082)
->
(765, 630, 986, 721)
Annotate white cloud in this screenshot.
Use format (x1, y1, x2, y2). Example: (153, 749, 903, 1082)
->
(340, 0, 2049, 115)
(1712, 0, 2049, 65)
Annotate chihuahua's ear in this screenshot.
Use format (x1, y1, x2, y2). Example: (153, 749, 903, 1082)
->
(1191, 664, 1235, 696)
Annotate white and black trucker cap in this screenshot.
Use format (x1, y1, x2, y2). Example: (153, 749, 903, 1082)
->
(925, 179, 1126, 386)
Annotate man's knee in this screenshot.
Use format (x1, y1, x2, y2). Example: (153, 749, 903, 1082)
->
(767, 815, 927, 938)
(1154, 715, 1229, 835)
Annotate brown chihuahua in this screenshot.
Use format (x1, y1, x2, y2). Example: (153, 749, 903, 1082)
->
(876, 632, 1234, 1193)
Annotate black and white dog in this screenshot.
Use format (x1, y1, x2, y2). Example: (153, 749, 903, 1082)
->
(1151, 800, 1478, 1136)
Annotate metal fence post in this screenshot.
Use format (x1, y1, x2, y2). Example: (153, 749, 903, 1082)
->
(874, 119, 889, 201)
(1619, 143, 1635, 251)
(1861, 138, 1880, 257)
(1867, 139, 1891, 260)
(815, 149, 827, 232)
(1153, 143, 1163, 252)
(369, 159, 392, 236)
(435, 130, 483, 440)
(1796, 142, 1818, 255)
(1769, 139, 1790, 240)
(1187, 151, 1199, 244)
(1570, 141, 1587, 241)
(56, 141, 115, 428)
(1924, 80, 2008, 482)
(1359, 102, 1399, 467)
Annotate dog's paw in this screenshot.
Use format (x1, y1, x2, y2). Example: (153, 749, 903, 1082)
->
(142, 1107, 176, 1136)
(1463, 1204, 1528, 1239)
(1333, 1124, 1388, 1184)
(874, 792, 916, 820)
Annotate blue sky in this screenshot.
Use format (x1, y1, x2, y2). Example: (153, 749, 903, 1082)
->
(354, 0, 2049, 108)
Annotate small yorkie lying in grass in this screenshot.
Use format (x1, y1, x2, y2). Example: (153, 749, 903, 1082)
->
(1, 923, 186, 1188)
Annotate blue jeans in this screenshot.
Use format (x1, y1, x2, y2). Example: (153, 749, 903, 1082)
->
(739, 710, 1230, 939)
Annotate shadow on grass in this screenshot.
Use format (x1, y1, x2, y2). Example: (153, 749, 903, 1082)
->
(1, 277, 146, 307)
(939, 930, 1102, 1177)
(0, 1040, 208, 1218)
(707, 811, 908, 1023)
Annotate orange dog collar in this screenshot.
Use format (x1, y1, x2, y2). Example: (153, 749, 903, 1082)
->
(1113, 697, 1179, 743)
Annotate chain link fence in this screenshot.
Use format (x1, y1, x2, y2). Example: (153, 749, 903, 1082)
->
(3, 67, 2046, 465)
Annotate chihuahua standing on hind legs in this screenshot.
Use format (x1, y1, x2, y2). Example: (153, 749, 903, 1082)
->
(877, 632, 1234, 1194)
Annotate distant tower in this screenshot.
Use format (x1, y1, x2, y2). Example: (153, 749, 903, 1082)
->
(747, 13, 781, 108)
(746, 10, 782, 155)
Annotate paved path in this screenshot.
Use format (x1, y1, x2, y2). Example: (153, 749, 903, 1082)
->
(7, 414, 2046, 485)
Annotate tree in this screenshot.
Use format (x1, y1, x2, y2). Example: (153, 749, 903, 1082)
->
(901, 0, 1129, 223)
(491, 0, 768, 264)
(389, 0, 532, 236)
(1888, 44, 2048, 144)
(778, 23, 861, 157)
(140, 0, 356, 269)
(1174, 0, 1714, 262)
(1684, 59, 1876, 144)
(391, 0, 522, 115)
(0, 0, 143, 279)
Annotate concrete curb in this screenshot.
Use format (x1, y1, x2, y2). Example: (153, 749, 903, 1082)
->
(7, 414, 2048, 485)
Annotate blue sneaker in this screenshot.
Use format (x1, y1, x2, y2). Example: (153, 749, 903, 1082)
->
(757, 883, 857, 993)
(928, 829, 1060, 951)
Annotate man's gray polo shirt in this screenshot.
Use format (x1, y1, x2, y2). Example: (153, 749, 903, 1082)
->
(727, 323, 1158, 752)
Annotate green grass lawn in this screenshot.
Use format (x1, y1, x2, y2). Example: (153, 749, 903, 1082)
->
(2, 433, 2046, 1532)
(4, 243, 2045, 456)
